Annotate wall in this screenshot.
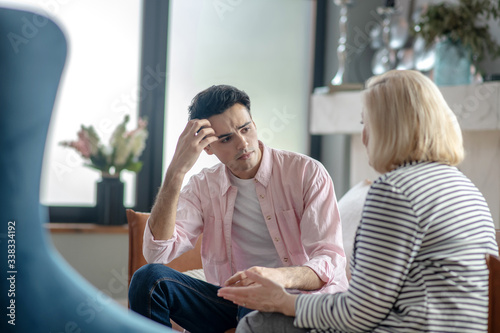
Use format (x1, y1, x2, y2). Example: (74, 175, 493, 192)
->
(50, 232, 129, 303)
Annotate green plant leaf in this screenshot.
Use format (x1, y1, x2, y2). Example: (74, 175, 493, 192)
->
(413, 0, 500, 68)
(124, 161, 143, 173)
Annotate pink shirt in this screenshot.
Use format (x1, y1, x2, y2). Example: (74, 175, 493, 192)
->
(143, 143, 349, 294)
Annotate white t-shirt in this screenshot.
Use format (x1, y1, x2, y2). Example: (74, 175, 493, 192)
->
(230, 173, 283, 272)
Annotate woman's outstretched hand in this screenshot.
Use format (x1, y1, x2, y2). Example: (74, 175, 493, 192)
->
(218, 270, 298, 317)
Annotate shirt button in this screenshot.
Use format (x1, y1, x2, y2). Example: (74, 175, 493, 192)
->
(266, 215, 271, 220)
(254, 179, 258, 183)
(274, 237, 279, 242)
(259, 194, 265, 199)
(283, 258, 289, 262)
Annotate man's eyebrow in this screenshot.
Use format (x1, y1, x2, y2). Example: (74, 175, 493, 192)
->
(217, 121, 252, 139)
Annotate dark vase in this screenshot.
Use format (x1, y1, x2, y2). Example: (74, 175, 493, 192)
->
(96, 176, 126, 225)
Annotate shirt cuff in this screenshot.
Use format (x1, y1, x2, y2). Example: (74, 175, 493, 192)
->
(144, 218, 173, 243)
(142, 218, 176, 263)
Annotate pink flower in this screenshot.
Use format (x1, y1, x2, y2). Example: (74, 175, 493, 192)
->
(125, 118, 148, 138)
(60, 128, 92, 158)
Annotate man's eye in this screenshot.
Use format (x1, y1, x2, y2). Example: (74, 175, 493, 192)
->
(242, 127, 250, 133)
(221, 136, 231, 143)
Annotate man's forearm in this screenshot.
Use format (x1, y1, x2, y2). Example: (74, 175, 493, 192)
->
(277, 266, 325, 291)
(148, 169, 185, 240)
(148, 118, 218, 240)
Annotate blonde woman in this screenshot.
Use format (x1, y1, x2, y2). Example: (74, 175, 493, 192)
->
(218, 70, 499, 332)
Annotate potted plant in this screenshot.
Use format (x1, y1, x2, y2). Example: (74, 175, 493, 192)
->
(60, 115, 148, 224)
(413, 0, 500, 85)
(60, 115, 148, 177)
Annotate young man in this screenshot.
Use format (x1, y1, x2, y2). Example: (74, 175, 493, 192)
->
(128, 85, 348, 333)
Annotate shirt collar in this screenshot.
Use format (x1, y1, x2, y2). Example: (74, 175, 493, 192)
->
(254, 141, 272, 187)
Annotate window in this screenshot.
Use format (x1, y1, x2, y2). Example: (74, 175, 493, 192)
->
(0, 0, 146, 221)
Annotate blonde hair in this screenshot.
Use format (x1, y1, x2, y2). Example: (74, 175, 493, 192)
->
(363, 70, 464, 174)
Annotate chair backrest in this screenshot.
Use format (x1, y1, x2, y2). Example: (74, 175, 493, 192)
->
(126, 209, 203, 285)
(0, 6, 167, 331)
(126, 209, 211, 332)
(496, 229, 500, 253)
(487, 229, 500, 333)
(487, 254, 500, 333)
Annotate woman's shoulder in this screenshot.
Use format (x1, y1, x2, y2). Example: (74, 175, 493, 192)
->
(370, 161, 484, 210)
(376, 161, 462, 187)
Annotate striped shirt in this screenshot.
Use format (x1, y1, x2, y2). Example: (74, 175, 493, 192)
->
(295, 161, 498, 333)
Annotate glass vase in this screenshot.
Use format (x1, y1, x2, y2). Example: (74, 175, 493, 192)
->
(433, 38, 471, 86)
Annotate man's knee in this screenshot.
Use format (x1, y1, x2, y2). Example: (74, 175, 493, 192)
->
(129, 264, 176, 306)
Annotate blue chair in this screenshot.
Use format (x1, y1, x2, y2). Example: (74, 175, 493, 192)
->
(0, 7, 169, 332)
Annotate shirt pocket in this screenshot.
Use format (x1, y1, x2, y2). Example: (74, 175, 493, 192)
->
(200, 216, 228, 264)
(277, 209, 308, 265)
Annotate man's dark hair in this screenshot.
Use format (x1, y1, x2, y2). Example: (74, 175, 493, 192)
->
(188, 85, 251, 120)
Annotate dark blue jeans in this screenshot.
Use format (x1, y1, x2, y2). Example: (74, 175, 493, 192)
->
(129, 264, 252, 333)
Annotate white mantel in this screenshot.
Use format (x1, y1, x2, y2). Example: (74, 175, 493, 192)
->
(310, 82, 500, 228)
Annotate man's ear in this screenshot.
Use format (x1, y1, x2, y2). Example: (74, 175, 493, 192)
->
(204, 145, 214, 155)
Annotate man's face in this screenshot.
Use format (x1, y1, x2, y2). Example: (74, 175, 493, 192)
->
(204, 103, 262, 179)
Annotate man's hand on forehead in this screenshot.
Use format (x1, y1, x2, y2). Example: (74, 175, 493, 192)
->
(195, 126, 205, 135)
(195, 125, 212, 141)
(187, 119, 216, 143)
